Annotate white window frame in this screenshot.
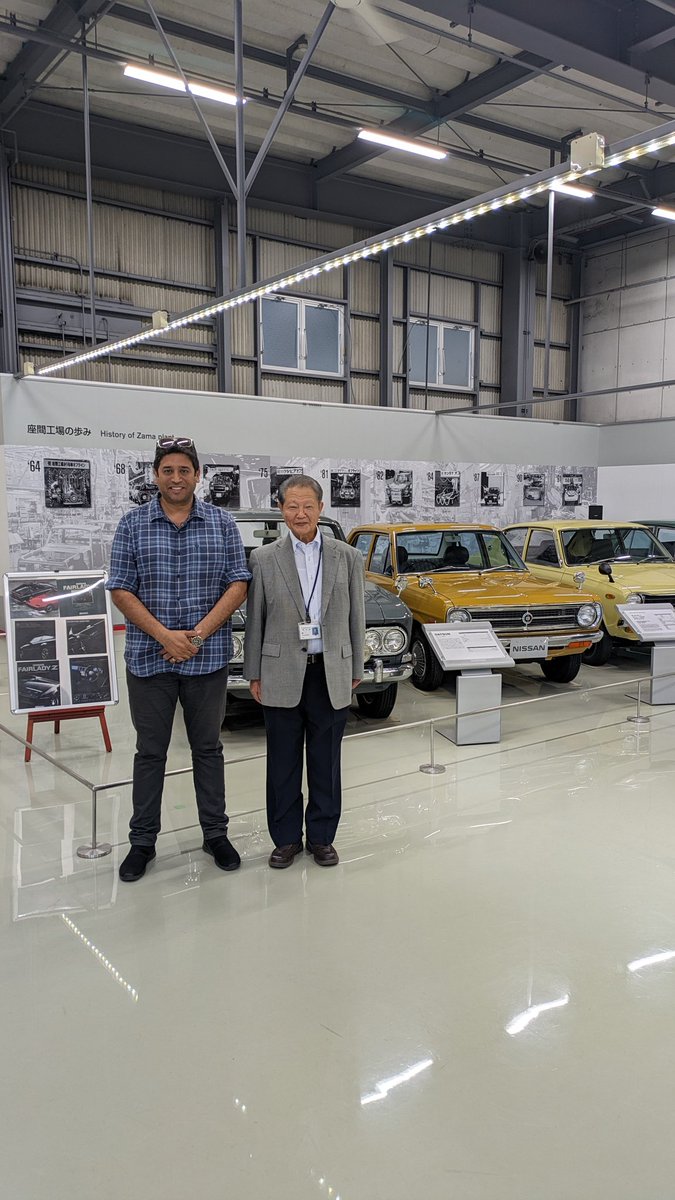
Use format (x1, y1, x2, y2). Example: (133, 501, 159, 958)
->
(259, 294, 345, 378)
(408, 318, 475, 391)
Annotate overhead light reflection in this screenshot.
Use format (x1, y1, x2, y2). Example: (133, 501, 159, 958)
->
(627, 950, 675, 972)
(361, 1057, 433, 1105)
(505, 994, 569, 1036)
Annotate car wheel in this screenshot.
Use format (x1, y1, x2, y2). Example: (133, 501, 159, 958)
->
(540, 654, 581, 683)
(356, 684, 398, 720)
(411, 631, 445, 691)
(582, 629, 613, 666)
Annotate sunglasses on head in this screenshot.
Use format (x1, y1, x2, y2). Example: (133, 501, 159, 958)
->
(156, 437, 195, 450)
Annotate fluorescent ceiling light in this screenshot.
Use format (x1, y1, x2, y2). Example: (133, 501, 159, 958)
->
(124, 63, 241, 106)
(358, 129, 447, 160)
(551, 182, 595, 198)
(652, 205, 675, 221)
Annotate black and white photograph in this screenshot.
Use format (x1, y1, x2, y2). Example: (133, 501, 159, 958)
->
(434, 472, 461, 508)
(480, 471, 504, 507)
(66, 619, 107, 657)
(8, 578, 60, 619)
(15, 620, 57, 661)
(44, 459, 91, 509)
(17, 661, 61, 709)
(69, 657, 112, 704)
(562, 473, 583, 506)
(58, 576, 107, 618)
(270, 465, 304, 506)
(331, 471, 361, 508)
(202, 462, 241, 508)
(128, 461, 158, 506)
(384, 469, 413, 507)
(523, 472, 545, 505)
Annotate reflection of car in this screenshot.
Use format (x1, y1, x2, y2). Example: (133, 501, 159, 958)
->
(19, 634, 56, 659)
(18, 526, 107, 570)
(348, 523, 603, 690)
(208, 471, 238, 504)
(20, 678, 60, 706)
(386, 474, 412, 506)
(11, 582, 59, 612)
(504, 520, 675, 665)
(228, 511, 413, 719)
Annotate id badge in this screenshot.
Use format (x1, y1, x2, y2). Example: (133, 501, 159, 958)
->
(298, 621, 322, 641)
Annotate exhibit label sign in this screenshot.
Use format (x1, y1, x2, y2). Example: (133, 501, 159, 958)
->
(424, 621, 515, 670)
(3, 571, 119, 714)
(617, 604, 675, 642)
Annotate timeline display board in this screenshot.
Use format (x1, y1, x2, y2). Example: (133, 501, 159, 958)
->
(3, 571, 119, 714)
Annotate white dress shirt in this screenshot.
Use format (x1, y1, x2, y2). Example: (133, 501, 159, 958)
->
(289, 528, 323, 653)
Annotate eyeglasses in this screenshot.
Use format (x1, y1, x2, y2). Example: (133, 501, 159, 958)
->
(156, 437, 195, 450)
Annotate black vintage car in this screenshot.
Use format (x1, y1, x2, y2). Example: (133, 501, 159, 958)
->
(228, 511, 413, 719)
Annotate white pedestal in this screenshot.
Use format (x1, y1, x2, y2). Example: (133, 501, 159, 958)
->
(648, 642, 675, 704)
(442, 668, 502, 746)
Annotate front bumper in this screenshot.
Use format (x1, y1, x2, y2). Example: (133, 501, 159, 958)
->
(501, 631, 602, 656)
(227, 655, 413, 694)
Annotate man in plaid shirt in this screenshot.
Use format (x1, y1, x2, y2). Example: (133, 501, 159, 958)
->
(107, 437, 251, 882)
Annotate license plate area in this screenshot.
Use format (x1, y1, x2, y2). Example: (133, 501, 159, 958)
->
(509, 637, 549, 659)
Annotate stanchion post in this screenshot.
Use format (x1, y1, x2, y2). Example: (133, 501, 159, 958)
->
(628, 678, 650, 726)
(77, 784, 112, 859)
(419, 719, 446, 775)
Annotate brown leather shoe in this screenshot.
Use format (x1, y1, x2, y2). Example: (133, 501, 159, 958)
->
(306, 841, 339, 867)
(269, 842, 303, 869)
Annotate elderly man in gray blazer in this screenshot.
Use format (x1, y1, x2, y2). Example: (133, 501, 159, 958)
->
(244, 474, 365, 868)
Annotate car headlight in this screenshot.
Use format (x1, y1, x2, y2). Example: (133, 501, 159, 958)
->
(447, 608, 471, 622)
(382, 627, 407, 654)
(577, 603, 601, 628)
(624, 593, 644, 605)
(231, 633, 245, 662)
(365, 628, 383, 655)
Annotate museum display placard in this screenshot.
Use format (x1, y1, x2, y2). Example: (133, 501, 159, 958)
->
(424, 621, 515, 671)
(617, 604, 675, 641)
(3, 570, 119, 714)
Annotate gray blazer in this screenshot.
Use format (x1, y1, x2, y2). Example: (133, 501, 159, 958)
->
(243, 533, 366, 709)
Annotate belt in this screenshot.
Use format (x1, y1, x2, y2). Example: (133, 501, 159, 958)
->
(305, 652, 324, 664)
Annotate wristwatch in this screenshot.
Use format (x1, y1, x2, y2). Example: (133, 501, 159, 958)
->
(190, 634, 205, 648)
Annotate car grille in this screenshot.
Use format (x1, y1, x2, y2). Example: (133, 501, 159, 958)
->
(643, 594, 675, 606)
(465, 605, 584, 633)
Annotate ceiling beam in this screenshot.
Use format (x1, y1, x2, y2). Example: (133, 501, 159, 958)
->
(0, 0, 112, 118)
(406, 0, 675, 105)
(313, 51, 551, 181)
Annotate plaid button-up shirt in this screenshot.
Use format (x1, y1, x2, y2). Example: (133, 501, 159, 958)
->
(106, 495, 251, 677)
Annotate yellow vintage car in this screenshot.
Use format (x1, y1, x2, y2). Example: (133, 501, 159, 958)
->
(347, 523, 603, 689)
(503, 520, 675, 665)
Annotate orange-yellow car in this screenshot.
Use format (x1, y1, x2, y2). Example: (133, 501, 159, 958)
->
(347, 523, 603, 689)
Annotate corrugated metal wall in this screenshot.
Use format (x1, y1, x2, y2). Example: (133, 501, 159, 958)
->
(8, 163, 515, 414)
(533, 255, 574, 415)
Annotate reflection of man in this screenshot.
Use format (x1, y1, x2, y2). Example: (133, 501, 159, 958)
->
(244, 475, 365, 869)
(108, 437, 251, 882)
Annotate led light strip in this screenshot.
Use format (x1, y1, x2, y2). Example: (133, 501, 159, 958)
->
(34, 117, 675, 377)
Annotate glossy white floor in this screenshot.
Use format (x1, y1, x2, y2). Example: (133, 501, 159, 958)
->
(2, 637, 675, 1199)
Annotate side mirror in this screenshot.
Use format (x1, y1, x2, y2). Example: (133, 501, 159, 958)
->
(394, 575, 406, 595)
(573, 570, 586, 590)
(598, 560, 614, 582)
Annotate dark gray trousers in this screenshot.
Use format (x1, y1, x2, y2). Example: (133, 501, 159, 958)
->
(126, 666, 229, 847)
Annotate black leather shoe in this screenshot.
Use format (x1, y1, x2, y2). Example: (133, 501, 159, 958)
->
(269, 842, 304, 869)
(203, 835, 241, 872)
(119, 845, 156, 882)
(306, 841, 339, 867)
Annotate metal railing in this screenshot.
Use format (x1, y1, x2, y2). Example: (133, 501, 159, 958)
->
(0, 667, 672, 860)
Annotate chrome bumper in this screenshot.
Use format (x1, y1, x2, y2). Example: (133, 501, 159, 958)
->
(227, 655, 413, 693)
(501, 631, 602, 653)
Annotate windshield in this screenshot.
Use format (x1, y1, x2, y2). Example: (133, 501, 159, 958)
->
(561, 526, 671, 565)
(395, 529, 525, 573)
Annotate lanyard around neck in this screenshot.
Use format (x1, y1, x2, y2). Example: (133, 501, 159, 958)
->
(298, 538, 323, 621)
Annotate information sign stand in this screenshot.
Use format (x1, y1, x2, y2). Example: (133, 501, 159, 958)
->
(618, 604, 675, 705)
(424, 622, 515, 745)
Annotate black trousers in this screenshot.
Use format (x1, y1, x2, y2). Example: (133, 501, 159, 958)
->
(263, 661, 350, 847)
(126, 666, 229, 847)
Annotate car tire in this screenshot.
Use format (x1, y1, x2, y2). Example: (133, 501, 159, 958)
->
(582, 628, 613, 666)
(356, 684, 398, 720)
(540, 654, 581, 683)
(411, 630, 445, 691)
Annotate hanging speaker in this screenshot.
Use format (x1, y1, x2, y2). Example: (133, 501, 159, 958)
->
(588, 504, 603, 518)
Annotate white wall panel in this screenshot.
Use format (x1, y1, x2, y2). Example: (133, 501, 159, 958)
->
(350, 317, 379, 372)
(479, 338, 501, 386)
(232, 362, 256, 395)
(261, 374, 344, 403)
(349, 376, 379, 406)
(480, 284, 501, 334)
(393, 267, 405, 319)
(257, 239, 343, 298)
(350, 261, 379, 314)
(409, 272, 474, 321)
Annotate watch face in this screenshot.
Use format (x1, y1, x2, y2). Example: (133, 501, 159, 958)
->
(191, 635, 204, 647)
